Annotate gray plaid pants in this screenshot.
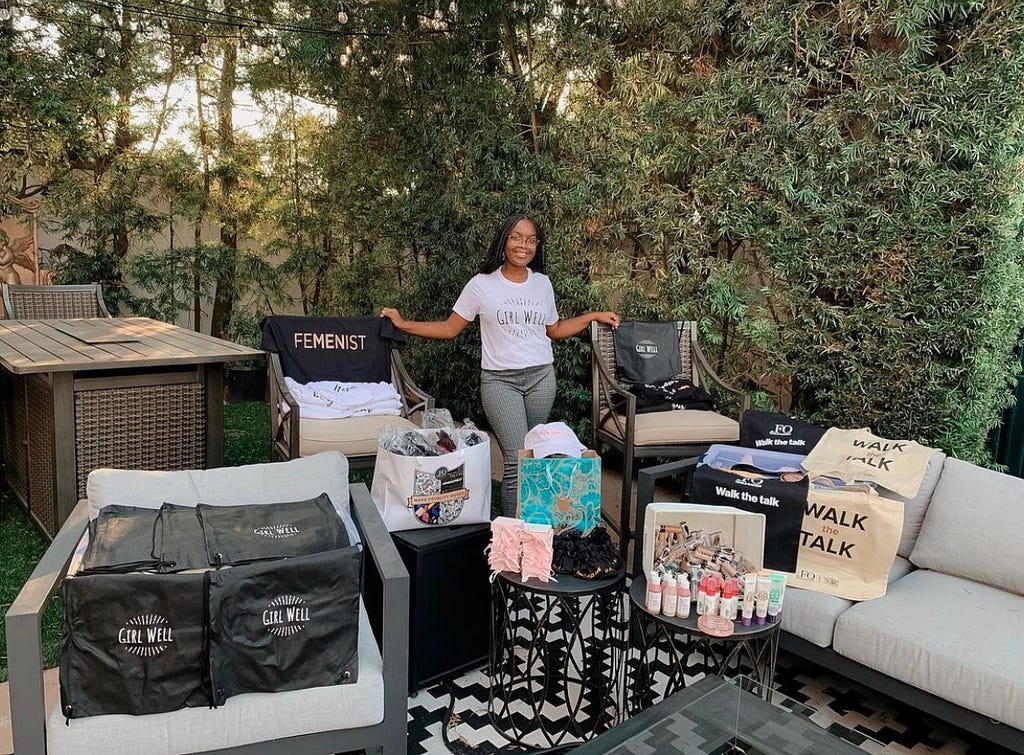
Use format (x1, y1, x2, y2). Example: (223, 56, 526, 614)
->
(480, 364, 557, 517)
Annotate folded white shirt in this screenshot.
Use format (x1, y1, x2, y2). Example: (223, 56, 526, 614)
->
(285, 377, 403, 420)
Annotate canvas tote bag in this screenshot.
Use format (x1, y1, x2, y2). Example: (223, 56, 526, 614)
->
(739, 410, 826, 453)
(612, 321, 681, 384)
(371, 428, 491, 531)
(802, 428, 935, 498)
(788, 485, 904, 601)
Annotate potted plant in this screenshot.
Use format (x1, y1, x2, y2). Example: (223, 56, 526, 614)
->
(224, 313, 267, 403)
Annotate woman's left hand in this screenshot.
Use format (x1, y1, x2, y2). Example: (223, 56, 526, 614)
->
(593, 311, 621, 328)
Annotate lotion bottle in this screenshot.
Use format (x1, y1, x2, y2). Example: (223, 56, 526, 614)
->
(662, 573, 678, 617)
(676, 577, 691, 619)
(645, 570, 663, 614)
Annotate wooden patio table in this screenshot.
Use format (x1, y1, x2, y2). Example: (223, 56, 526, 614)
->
(0, 317, 263, 537)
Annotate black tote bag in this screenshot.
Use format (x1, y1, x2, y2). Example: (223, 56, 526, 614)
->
(60, 571, 210, 717)
(79, 505, 163, 574)
(740, 410, 826, 453)
(691, 466, 808, 572)
(612, 321, 681, 385)
(197, 493, 349, 566)
(206, 546, 362, 705)
(153, 502, 209, 572)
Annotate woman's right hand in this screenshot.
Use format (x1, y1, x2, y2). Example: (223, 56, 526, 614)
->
(380, 307, 405, 327)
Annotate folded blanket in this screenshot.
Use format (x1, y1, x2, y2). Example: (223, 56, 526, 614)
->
(285, 377, 403, 420)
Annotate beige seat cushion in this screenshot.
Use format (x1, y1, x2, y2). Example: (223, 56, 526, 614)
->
(601, 410, 739, 446)
(300, 415, 418, 458)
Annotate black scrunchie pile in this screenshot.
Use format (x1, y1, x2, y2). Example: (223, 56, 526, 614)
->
(552, 527, 623, 580)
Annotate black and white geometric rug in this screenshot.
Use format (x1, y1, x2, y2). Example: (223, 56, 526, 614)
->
(407, 646, 1008, 754)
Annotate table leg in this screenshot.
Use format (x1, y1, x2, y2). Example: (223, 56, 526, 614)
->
(52, 372, 76, 527)
(204, 364, 224, 468)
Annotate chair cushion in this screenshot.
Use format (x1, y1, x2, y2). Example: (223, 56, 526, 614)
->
(46, 601, 384, 755)
(601, 410, 739, 446)
(86, 452, 357, 546)
(832, 569, 1024, 730)
(781, 556, 914, 647)
(299, 414, 417, 458)
(909, 458, 1024, 595)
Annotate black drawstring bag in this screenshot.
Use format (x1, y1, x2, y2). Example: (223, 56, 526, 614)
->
(612, 321, 682, 385)
(740, 410, 826, 453)
(196, 493, 349, 567)
(153, 502, 209, 572)
(60, 571, 210, 718)
(206, 546, 362, 705)
(79, 505, 163, 574)
(691, 466, 808, 572)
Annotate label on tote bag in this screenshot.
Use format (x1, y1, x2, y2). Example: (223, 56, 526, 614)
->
(517, 450, 602, 532)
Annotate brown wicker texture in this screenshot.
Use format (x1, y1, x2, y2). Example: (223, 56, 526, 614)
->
(3, 284, 110, 319)
(26, 374, 57, 535)
(74, 382, 205, 498)
(2, 373, 29, 506)
(593, 322, 695, 417)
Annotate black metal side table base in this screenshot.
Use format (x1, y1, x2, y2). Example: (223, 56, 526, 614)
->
(488, 569, 626, 749)
(625, 577, 780, 715)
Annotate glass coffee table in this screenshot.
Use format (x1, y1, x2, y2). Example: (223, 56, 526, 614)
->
(573, 674, 878, 754)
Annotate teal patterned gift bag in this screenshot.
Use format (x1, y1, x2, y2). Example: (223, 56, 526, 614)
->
(516, 450, 602, 531)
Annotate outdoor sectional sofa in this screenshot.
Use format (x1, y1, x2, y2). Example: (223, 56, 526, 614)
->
(637, 452, 1024, 754)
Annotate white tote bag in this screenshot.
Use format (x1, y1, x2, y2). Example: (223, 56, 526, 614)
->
(370, 429, 492, 531)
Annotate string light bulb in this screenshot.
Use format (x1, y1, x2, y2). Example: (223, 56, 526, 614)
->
(336, 1, 348, 24)
(0, 1, 11, 22)
(199, 34, 209, 53)
(96, 45, 106, 58)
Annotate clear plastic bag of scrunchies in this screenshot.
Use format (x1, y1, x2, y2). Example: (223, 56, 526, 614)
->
(380, 427, 440, 456)
(421, 408, 455, 429)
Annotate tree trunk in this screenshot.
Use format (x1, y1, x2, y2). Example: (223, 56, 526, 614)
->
(210, 27, 239, 340)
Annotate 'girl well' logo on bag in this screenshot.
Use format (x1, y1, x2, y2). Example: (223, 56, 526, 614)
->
(118, 614, 174, 657)
(253, 523, 301, 539)
(263, 595, 310, 637)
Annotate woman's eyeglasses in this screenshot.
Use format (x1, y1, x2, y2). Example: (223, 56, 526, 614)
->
(508, 234, 539, 247)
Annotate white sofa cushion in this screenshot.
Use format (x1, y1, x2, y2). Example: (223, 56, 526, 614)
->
(909, 458, 1024, 595)
(300, 415, 417, 458)
(45, 601, 383, 755)
(781, 556, 914, 647)
(883, 450, 946, 558)
(86, 452, 357, 546)
(833, 569, 1024, 731)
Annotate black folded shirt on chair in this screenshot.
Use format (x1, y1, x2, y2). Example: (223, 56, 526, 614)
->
(611, 379, 716, 414)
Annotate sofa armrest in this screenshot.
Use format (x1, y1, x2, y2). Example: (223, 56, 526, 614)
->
(350, 483, 409, 734)
(268, 352, 300, 461)
(6, 498, 89, 755)
(634, 458, 700, 575)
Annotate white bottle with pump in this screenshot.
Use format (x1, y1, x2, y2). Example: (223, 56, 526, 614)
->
(645, 571, 663, 614)
(662, 573, 678, 617)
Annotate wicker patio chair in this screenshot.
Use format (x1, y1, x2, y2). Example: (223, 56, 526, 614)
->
(2, 282, 112, 319)
(4, 453, 410, 755)
(264, 315, 434, 468)
(591, 320, 749, 560)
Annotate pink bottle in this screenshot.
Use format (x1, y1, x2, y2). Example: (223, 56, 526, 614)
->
(645, 571, 663, 614)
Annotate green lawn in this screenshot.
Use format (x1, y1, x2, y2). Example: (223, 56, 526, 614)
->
(0, 400, 274, 682)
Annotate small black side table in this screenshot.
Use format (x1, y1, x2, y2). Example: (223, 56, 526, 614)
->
(488, 568, 627, 749)
(626, 576, 780, 714)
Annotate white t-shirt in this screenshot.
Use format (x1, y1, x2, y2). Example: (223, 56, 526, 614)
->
(453, 269, 560, 371)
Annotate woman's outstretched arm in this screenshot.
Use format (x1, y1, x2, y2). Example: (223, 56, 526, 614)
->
(381, 308, 471, 340)
(546, 311, 620, 341)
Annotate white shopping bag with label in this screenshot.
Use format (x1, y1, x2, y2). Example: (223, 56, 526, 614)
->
(370, 428, 492, 531)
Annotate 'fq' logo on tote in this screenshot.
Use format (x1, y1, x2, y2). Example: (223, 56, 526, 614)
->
(263, 595, 310, 637)
(634, 340, 659, 358)
(253, 523, 301, 539)
(118, 615, 174, 657)
(770, 424, 793, 437)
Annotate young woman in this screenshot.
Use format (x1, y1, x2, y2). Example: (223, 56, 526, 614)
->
(381, 214, 619, 517)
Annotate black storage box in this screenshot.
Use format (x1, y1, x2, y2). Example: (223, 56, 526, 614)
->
(383, 524, 491, 692)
